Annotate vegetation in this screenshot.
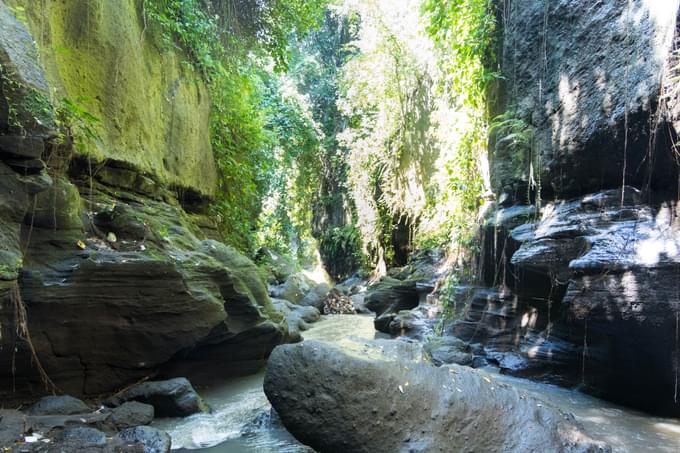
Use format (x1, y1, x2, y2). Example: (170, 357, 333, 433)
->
(143, 0, 328, 253)
(137, 0, 499, 277)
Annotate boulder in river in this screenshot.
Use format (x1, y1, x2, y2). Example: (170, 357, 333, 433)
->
(116, 426, 171, 453)
(364, 277, 420, 331)
(272, 298, 321, 342)
(106, 378, 208, 418)
(264, 339, 609, 453)
(58, 426, 107, 448)
(111, 401, 155, 430)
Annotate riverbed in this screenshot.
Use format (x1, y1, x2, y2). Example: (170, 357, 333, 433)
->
(157, 315, 680, 452)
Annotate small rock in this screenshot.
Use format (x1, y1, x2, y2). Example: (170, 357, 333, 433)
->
(111, 401, 154, 429)
(117, 426, 171, 453)
(59, 427, 107, 447)
(27, 395, 90, 416)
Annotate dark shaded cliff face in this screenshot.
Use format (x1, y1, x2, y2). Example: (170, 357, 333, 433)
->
(492, 0, 680, 200)
(460, 0, 680, 416)
(0, 0, 289, 398)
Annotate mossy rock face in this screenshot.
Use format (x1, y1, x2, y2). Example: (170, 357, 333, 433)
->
(10, 0, 216, 196)
(0, 1, 55, 151)
(29, 176, 83, 230)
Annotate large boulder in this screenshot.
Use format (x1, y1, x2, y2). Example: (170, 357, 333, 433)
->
(106, 378, 207, 418)
(364, 277, 422, 333)
(111, 402, 155, 430)
(264, 339, 608, 453)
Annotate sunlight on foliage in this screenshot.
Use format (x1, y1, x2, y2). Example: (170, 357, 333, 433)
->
(144, 0, 328, 254)
(335, 0, 496, 269)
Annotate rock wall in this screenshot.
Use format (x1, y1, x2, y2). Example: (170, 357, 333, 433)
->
(7, 0, 216, 196)
(492, 0, 680, 199)
(0, 0, 289, 399)
(443, 0, 680, 416)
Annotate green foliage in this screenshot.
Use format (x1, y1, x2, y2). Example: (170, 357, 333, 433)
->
(143, 0, 328, 254)
(417, 0, 498, 249)
(54, 97, 101, 154)
(422, 0, 498, 111)
(318, 225, 364, 279)
(490, 111, 540, 205)
(255, 71, 323, 260)
(489, 111, 533, 154)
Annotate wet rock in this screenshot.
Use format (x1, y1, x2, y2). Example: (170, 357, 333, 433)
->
(59, 427, 107, 448)
(111, 402, 154, 430)
(117, 426, 171, 453)
(424, 336, 473, 367)
(256, 248, 295, 284)
(335, 275, 365, 295)
(264, 340, 609, 453)
(364, 277, 420, 331)
(106, 378, 207, 418)
(27, 395, 91, 416)
(507, 187, 680, 413)
(298, 282, 331, 311)
(322, 288, 355, 314)
(270, 273, 316, 304)
(350, 293, 372, 314)
(272, 298, 320, 341)
(387, 304, 440, 340)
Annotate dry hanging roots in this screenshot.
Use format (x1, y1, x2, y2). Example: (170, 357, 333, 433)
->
(9, 284, 59, 393)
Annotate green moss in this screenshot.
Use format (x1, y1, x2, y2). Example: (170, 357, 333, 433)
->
(0, 251, 22, 281)
(31, 176, 84, 230)
(11, 0, 217, 196)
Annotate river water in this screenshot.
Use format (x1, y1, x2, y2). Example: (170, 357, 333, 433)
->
(156, 314, 680, 453)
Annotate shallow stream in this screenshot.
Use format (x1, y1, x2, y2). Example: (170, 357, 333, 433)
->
(156, 315, 680, 453)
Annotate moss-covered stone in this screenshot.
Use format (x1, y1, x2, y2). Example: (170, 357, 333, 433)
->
(10, 0, 217, 196)
(29, 176, 83, 230)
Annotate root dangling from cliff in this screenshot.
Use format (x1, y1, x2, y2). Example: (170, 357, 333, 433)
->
(9, 284, 58, 394)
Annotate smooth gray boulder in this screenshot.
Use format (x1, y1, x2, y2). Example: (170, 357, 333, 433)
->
(264, 339, 609, 453)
